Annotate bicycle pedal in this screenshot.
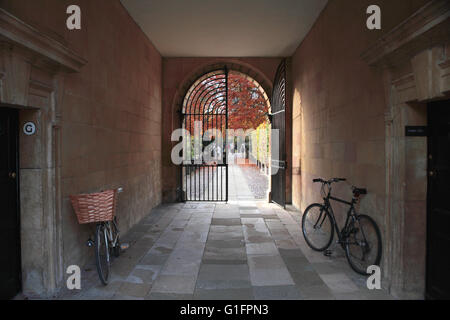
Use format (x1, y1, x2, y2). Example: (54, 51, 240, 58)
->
(323, 250, 333, 257)
(120, 243, 129, 251)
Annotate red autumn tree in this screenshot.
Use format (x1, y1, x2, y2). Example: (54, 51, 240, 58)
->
(228, 72, 269, 131)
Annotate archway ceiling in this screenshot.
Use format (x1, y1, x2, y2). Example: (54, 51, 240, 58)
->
(120, 0, 328, 57)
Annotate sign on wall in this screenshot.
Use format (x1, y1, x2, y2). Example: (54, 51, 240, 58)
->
(23, 122, 36, 136)
(405, 126, 427, 137)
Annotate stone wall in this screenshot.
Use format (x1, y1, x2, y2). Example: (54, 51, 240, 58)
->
(0, 0, 163, 294)
(291, 0, 432, 297)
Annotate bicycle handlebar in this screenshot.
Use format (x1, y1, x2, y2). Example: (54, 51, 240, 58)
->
(313, 178, 368, 198)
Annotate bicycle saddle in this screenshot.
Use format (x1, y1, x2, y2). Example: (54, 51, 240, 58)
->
(353, 187, 367, 196)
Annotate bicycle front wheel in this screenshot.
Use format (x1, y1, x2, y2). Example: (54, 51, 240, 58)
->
(95, 223, 110, 285)
(302, 204, 334, 252)
(345, 214, 382, 275)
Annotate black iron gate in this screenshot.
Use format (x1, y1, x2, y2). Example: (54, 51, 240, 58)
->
(181, 69, 228, 202)
(270, 60, 287, 207)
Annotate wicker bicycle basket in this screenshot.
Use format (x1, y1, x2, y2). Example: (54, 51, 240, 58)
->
(70, 189, 117, 224)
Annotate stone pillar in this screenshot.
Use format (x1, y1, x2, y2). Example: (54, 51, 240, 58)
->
(0, 8, 86, 297)
(361, 0, 450, 298)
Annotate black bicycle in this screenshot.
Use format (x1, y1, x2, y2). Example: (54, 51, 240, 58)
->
(302, 178, 382, 275)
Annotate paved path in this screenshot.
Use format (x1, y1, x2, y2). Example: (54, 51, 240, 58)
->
(56, 165, 393, 300)
(237, 164, 269, 200)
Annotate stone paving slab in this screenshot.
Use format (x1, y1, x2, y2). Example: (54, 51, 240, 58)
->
(146, 292, 193, 300)
(178, 230, 209, 243)
(128, 265, 161, 284)
(290, 269, 329, 287)
(194, 288, 254, 300)
(239, 206, 258, 210)
(116, 282, 152, 298)
(150, 274, 197, 294)
(247, 255, 295, 287)
(278, 248, 307, 259)
(299, 284, 335, 300)
(203, 246, 247, 262)
(213, 211, 240, 219)
(253, 285, 303, 300)
(242, 225, 273, 244)
(211, 218, 242, 226)
(202, 259, 248, 265)
(140, 253, 171, 266)
(269, 229, 294, 241)
(246, 242, 279, 255)
(319, 273, 360, 294)
(54, 165, 394, 300)
(206, 239, 245, 248)
(241, 217, 265, 225)
(275, 239, 300, 250)
(196, 264, 252, 290)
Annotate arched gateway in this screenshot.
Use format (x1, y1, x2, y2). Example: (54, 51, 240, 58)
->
(179, 60, 286, 204)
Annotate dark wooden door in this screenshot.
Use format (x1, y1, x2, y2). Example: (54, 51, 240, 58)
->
(426, 100, 450, 300)
(0, 108, 21, 300)
(270, 60, 287, 208)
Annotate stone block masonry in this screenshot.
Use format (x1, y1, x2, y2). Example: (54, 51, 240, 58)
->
(0, 0, 163, 296)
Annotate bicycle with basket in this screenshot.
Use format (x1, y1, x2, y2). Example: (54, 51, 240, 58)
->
(70, 187, 126, 285)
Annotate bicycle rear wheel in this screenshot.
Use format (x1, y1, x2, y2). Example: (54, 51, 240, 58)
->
(95, 223, 110, 285)
(345, 214, 382, 275)
(302, 204, 334, 251)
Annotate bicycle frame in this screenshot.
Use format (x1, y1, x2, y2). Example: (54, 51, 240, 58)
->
(321, 185, 359, 245)
(103, 218, 120, 248)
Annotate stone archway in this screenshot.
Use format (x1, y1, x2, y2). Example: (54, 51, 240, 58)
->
(177, 67, 272, 203)
(162, 58, 282, 202)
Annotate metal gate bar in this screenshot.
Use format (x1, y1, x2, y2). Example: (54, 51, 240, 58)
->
(182, 69, 228, 202)
(271, 60, 286, 208)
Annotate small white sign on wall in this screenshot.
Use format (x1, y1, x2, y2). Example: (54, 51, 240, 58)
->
(23, 122, 36, 136)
